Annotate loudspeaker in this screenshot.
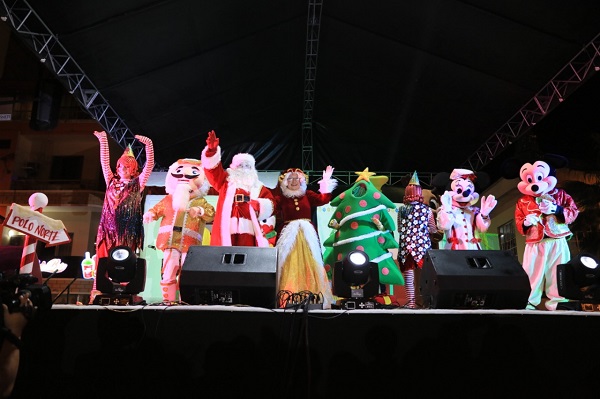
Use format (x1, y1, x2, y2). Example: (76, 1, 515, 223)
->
(179, 245, 278, 308)
(30, 79, 63, 131)
(420, 249, 531, 309)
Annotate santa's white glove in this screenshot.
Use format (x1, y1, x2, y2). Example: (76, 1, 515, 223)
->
(189, 206, 205, 218)
(538, 199, 557, 215)
(143, 210, 156, 224)
(440, 191, 454, 213)
(479, 195, 497, 218)
(524, 214, 540, 227)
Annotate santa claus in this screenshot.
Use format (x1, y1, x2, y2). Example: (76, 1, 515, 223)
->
(201, 130, 274, 247)
(143, 158, 215, 302)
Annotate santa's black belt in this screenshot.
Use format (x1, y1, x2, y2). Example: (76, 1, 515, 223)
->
(234, 194, 251, 203)
(172, 226, 183, 232)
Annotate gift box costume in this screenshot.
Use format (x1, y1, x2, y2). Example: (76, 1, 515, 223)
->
(397, 171, 438, 308)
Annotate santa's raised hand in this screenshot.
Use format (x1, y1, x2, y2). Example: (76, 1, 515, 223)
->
(206, 130, 219, 150)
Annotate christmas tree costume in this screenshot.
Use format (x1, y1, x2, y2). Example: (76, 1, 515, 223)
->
(323, 168, 404, 292)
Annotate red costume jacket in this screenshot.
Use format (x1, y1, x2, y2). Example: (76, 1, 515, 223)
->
(514, 188, 578, 243)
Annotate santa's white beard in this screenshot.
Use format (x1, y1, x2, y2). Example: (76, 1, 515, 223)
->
(172, 183, 191, 210)
(228, 167, 259, 190)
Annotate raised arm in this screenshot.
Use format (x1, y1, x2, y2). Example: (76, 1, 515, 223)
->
(94, 130, 113, 185)
(135, 135, 154, 189)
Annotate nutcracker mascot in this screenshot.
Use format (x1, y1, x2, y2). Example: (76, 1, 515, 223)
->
(514, 159, 579, 310)
(436, 168, 497, 250)
(143, 158, 215, 302)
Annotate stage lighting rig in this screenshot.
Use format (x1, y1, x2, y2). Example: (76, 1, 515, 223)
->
(94, 246, 146, 306)
(332, 249, 379, 310)
(557, 253, 600, 311)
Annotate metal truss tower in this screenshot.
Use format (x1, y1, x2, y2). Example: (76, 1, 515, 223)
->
(463, 32, 600, 171)
(301, 0, 322, 173)
(0, 0, 147, 166)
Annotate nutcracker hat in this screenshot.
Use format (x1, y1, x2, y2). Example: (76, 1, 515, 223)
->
(230, 153, 255, 169)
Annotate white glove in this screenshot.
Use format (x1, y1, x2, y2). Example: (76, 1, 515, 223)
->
(318, 165, 338, 194)
(322, 165, 334, 181)
(440, 191, 453, 212)
(143, 210, 155, 224)
(480, 195, 497, 218)
(524, 214, 540, 227)
(538, 199, 557, 215)
(189, 206, 205, 218)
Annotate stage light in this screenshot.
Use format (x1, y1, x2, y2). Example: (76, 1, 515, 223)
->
(332, 249, 379, 310)
(94, 246, 146, 305)
(557, 253, 600, 310)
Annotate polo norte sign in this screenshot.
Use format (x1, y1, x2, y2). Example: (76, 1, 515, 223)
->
(4, 203, 70, 246)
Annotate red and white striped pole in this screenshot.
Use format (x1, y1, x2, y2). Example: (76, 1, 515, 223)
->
(19, 193, 48, 283)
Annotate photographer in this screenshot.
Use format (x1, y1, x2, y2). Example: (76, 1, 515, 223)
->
(1, 291, 34, 399)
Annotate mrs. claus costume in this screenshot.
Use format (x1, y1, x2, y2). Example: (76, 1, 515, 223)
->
(273, 167, 337, 309)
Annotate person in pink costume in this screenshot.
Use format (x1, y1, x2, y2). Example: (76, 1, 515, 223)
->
(397, 171, 439, 308)
(272, 167, 337, 308)
(201, 130, 274, 247)
(90, 131, 154, 303)
(437, 168, 497, 250)
(515, 160, 579, 310)
(143, 158, 215, 302)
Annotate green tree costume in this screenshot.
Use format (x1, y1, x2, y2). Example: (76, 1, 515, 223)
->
(323, 169, 404, 286)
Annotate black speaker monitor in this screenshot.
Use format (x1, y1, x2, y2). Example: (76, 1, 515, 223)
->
(30, 79, 63, 131)
(420, 249, 531, 309)
(179, 245, 278, 308)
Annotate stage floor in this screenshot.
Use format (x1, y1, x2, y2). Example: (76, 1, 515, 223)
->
(12, 303, 600, 398)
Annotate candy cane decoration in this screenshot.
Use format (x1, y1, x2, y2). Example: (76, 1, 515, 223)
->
(19, 193, 48, 283)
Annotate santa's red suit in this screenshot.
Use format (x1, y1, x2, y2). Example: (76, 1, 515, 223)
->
(201, 146, 274, 247)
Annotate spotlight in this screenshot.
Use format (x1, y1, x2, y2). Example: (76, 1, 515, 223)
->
(557, 253, 600, 311)
(332, 249, 379, 310)
(94, 246, 146, 305)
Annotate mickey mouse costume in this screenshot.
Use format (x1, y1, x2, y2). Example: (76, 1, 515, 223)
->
(514, 159, 579, 310)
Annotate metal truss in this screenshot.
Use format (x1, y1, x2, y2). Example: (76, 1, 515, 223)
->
(464, 32, 600, 171)
(301, 0, 323, 172)
(0, 0, 147, 165)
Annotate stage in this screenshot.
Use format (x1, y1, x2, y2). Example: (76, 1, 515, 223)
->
(12, 304, 600, 398)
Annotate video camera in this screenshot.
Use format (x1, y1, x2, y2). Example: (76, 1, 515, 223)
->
(0, 272, 53, 316)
